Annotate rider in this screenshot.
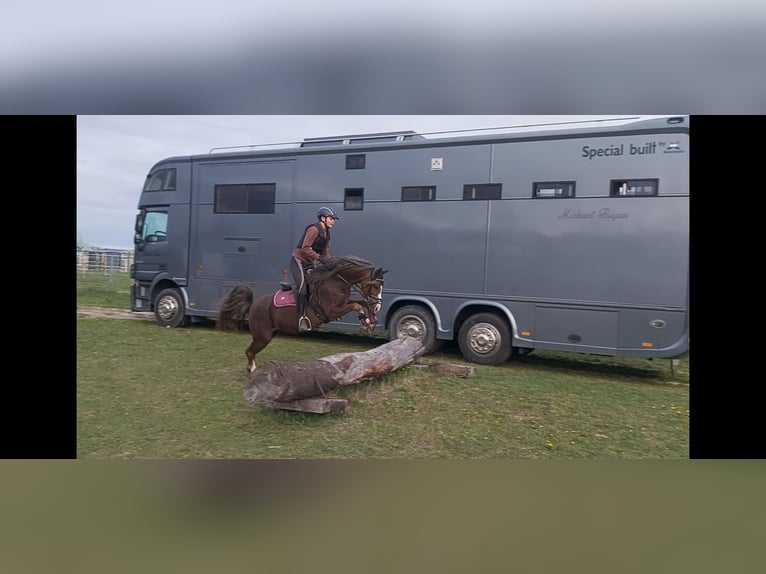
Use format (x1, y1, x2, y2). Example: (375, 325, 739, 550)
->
(290, 206, 339, 331)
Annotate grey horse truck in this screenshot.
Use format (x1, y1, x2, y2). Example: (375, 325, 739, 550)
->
(131, 116, 689, 365)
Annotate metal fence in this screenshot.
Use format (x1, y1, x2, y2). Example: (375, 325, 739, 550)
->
(76, 248, 134, 275)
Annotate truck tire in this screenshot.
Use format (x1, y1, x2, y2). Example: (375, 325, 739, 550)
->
(154, 288, 191, 328)
(388, 305, 443, 354)
(457, 312, 512, 365)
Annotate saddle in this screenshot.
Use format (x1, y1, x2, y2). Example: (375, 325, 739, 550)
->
(275, 269, 314, 308)
(273, 288, 297, 308)
(274, 281, 310, 308)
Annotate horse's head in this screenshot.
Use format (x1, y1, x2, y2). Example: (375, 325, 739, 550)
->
(314, 256, 388, 320)
(308, 255, 388, 330)
(358, 265, 388, 315)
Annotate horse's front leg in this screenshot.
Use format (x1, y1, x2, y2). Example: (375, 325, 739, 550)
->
(347, 300, 376, 332)
(330, 301, 373, 331)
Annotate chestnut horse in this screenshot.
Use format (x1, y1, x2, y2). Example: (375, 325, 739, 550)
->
(216, 256, 387, 372)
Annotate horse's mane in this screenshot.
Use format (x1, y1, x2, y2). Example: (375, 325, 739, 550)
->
(307, 255, 373, 288)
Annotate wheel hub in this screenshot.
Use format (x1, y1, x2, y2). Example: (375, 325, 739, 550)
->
(469, 324, 499, 354)
(158, 297, 179, 321)
(399, 317, 424, 340)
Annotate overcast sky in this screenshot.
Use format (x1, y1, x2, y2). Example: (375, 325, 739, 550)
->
(76, 115, 673, 249)
(5, 2, 765, 113)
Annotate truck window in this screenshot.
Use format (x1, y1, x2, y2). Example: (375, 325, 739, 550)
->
(533, 181, 576, 198)
(463, 183, 501, 200)
(345, 188, 364, 210)
(345, 154, 366, 169)
(141, 211, 168, 242)
(610, 179, 658, 197)
(214, 183, 276, 213)
(402, 186, 436, 201)
(144, 168, 176, 192)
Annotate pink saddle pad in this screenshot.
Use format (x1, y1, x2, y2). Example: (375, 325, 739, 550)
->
(273, 290, 297, 308)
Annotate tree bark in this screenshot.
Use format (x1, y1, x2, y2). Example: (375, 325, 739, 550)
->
(244, 336, 425, 404)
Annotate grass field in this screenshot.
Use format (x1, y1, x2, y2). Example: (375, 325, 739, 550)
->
(76, 269, 133, 309)
(77, 272, 689, 459)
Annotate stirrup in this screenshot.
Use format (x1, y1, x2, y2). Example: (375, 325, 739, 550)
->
(298, 316, 312, 332)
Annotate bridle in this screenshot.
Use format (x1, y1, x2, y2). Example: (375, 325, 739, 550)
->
(307, 267, 383, 324)
(338, 272, 383, 307)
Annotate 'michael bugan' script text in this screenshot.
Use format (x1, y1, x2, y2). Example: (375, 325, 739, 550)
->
(559, 208, 628, 221)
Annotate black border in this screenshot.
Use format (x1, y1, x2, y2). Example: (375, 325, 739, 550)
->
(2, 116, 77, 458)
(688, 115, 761, 459)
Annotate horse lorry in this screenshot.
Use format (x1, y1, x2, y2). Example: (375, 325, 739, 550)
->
(131, 116, 689, 365)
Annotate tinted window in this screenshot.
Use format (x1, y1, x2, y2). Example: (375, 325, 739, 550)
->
(610, 179, 658, 197)
(144, 168, 177, 192)
(463, 184, 501, 200)
(214, 183, 276, 213)
(344, 188, 364, 210)
(402, 186, 436, 201)
(533, 181, 576, 198)
(345, 154, 366, 169)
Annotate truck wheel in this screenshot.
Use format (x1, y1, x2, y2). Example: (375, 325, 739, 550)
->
(154, 288, 191, 328)
(457, 313, 512, 365)
(388, 305, 443, 354)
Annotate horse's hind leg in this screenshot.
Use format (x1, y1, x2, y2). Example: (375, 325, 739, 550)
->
(245, 342, 257, 373)
(245, 335, 271, 373)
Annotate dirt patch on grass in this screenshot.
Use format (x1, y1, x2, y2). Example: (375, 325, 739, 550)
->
(354, 381, 400, 404)
(77, 306, 154, 321)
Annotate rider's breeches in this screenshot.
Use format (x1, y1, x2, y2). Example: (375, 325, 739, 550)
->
(290, 256, 308, 315)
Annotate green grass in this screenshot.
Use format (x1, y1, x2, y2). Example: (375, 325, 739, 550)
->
(77, 270, 132, 309)
(77, 316, 689, 459)
(77, 270, 689, 459)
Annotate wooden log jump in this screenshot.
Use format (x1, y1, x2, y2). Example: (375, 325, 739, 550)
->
(244, 335, 426, 406)
(261, 398, 350, 415)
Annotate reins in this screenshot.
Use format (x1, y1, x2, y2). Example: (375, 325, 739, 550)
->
(337, 272, 382, 306)
(307, 267, 381, 323)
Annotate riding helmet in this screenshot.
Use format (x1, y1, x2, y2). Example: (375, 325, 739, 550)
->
(317, 206, 339, 220)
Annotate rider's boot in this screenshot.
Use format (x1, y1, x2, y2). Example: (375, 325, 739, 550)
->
(297, 291, 311, 332)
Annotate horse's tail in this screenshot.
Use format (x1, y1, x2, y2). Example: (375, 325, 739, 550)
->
(215, 284, 254, 332)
